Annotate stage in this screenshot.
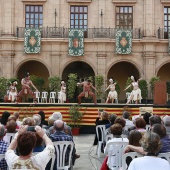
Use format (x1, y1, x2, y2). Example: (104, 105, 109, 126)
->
(0, 102, 169, 133)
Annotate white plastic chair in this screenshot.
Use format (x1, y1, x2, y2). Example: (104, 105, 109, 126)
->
(122, 152, 143, 170)
(51, 141, 74, 170)
(105, 134, 113, 143)
(41, 92, 48, 103)
(105, 141, 129, 170)
(34, 91, 40, 103)
(96, 125, 106, 157)
(158, 152, 170, 163)
(49, 92, 56, 103)
(3, 133, 16, 144)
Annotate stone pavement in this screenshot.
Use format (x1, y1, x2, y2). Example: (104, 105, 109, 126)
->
(73, 134, 105, 170)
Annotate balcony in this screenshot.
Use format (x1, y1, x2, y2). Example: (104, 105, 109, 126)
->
(157, 27, 168, 39)
(15, 27, 141, 39)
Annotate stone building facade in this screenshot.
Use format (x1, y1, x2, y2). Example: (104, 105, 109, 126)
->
(0, 0, 170, 101)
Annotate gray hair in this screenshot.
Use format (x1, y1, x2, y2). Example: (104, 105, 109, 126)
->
(33, 114, 41, 126)
(0, 124, 5, 137)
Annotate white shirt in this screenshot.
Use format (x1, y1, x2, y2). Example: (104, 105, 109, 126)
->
(128, 156, 170, 170)
(5, 145, 54, 170)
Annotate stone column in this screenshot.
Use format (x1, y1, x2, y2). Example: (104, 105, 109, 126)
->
(50, 53, 61, 76)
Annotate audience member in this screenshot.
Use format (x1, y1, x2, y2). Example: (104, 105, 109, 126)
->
(0, 124, 8, 170)
(33, 114, 41, 126)
(5, 125, 54, 169)
(22, 117, 35, 126)
(142, 112, 152, 125)
(5, 120, 17, 133)
(162, 115, 170, 135)
(128, 132, 170, 170)
(33, 133, 45, 152)
(93, 110, 110, 146)
(105, 113, 117, 129)
(13, 112, 22, 127)
(8, 115, 17, 122)
(0, 111, 10, 126)
(152, 123, 170, 153)
(135, 117, 146, 134)
(149, 115, 162, 127)
(123, 111, 134, 127)
(38, 110, 48, 126)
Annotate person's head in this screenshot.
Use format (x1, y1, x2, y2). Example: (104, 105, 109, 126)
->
(61, 81, 65, 86)
(101, 111, 109, 120)
(1, 111, 10, 125)
(140, 131, 162, 154)
(0, 124, 5, 139)
(87, 79, 91, 85)
(114, 117, 126, 128)
(33, 114, 41, 126)
(128, 130, 142, 146)
(6, 120, 17, 133)
(123, 111, 131, 119)
(8, 115, 17, 122)
(109, 78, 114, 84)
(135, 118, 146, 129)
(143, 112, 152, 124)
(48, 117, 55, 126)
(54, 120, 64, 131)
(149, 115, 162, 127)
(13, 112, 20, 120)
(110, 123, 123, 136)
(108, 114, 117, 124)
(38, 110, 45, 122)
(49, 112, 62, 121)
(162, 115, 170, 127)
(130, 76, 137, 82)
(12, 81, 18, 86)
(22, 117, 35, 126)
(17, 132, 37, 156)
(152, 123, 166, 138)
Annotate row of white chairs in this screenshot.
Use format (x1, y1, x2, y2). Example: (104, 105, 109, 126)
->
(34, 91, 56, 103)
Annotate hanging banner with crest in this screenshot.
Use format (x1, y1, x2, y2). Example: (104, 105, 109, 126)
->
(68, 29, 84, 56)
(115, 29, 132, 54)
(24, 28, 41, 53)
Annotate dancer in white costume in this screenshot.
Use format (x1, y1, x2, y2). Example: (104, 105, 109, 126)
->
(8, 81, 18, 102)
(105, 78, 118, 103)
(58, 81, 66, 103)
(124, 76, 142, 104)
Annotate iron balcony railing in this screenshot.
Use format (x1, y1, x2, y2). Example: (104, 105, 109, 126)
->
(16, 27, 142, 39)
(157, 27, 168, 39)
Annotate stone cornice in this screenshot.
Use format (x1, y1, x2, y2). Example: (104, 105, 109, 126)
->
(112, 0, 137, 4)
(96, 54, 107, 58)
(67, 0, 92, 4)
(21, 0, 46, 2)
(160, 0, 170, 4)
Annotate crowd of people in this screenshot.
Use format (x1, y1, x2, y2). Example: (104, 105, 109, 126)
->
(94, 109, 170, 170)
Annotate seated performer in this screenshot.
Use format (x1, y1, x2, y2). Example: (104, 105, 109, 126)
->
(105, 78, 118, 103)
(58, 81, 66, 103)
(77, 79, 98, 104)
(8, 81, 18, 102)
(17, 71, 39, 103)
(124, 76, 142, 104)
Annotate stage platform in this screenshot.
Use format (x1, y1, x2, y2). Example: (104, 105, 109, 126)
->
(0, 102, 170, 125)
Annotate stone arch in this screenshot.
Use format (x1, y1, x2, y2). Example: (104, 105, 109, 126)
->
(157, 62, 170, 81)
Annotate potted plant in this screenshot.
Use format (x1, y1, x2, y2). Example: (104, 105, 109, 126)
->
(67, 73, 78, 102)
(149, 76, 160, 99)
(69, 104, 84, 135)
(48, 76, 61, 93)
(139, 79, 148, 104)
(95, 75, 104, 103)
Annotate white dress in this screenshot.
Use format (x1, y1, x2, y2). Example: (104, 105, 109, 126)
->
(58, 86, 66, 102)
(8, 86, 17, 101)
(108, 85, 118, 99)
(130, 82, 142, 101)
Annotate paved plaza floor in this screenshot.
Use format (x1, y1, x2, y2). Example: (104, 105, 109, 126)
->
(73, 134, 105, 170)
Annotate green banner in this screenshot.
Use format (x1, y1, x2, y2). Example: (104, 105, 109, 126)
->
(115, 29, 132, 54)
(68, 29, 84, 56)
(24, 28, 41, 53)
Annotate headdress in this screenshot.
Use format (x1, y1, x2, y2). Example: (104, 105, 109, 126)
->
(109, 78, 114, 83)
(131, 76, 134, 81)
(24, 70, 30, 77)
(61, 81, 65, 85)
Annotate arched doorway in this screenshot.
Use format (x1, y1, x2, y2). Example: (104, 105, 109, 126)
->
(17, 60, 50, 86)
(62, 61, 95, 81)
(157, 63, 170, 81)
(107, 62, 140, 102)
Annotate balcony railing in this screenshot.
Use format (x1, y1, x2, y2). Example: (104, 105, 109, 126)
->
(16, 27, 141, 39)
(157, 27, 168, 39)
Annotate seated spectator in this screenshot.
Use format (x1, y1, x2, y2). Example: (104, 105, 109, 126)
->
(0, 124, 8, 170)
(135, 117, 146, 134)
(13, 112, 22, 127)
(123, 111, 134, 127)
(33, 133, 45, 152)
(33, 114, 41, 126)
(142, 112, 152, 125)
(38, 110, 48, 126)
(93, 110, 110, 146)
(8, 116, 19, 129)
(128, 132, 170, 170)
(162, 115, 170, 135)
(149, 115, 162, 127)
(0, 111, 10, 126)
(152, 123, 170, 153)
(22, 117, 35, 126)
(5, 120, 17, 133)
(105, 113, 117, 130)
(5, 125, 54, 169)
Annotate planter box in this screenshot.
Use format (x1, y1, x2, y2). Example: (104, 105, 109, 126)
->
(71, 128, 80, 136)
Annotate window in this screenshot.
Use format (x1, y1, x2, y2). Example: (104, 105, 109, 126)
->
(70, 6, 88, 29)
(115, 6, 133, 29)
(164, 7, 170, 39)
(25, 5, 43, 28)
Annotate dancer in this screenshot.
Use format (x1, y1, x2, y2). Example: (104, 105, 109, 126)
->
(8, 81, 18, 102)
(17, 71, 39, 103)
(77, 79, 98, 104)
(105, 78, 118, 103)
(124, 76, 142, 104)
(58, 81, 66, 103)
